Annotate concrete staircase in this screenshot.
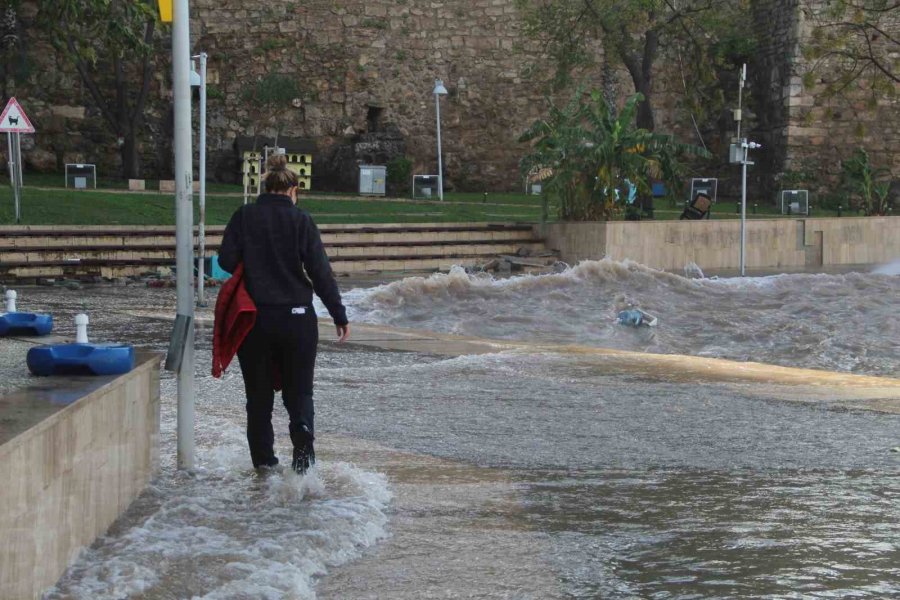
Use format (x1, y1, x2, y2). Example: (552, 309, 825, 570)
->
(0, 223, 548, 281)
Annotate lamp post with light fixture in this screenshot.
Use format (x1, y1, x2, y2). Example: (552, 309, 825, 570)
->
(433, 79, 448, 201)
(190, 53, 207, 306)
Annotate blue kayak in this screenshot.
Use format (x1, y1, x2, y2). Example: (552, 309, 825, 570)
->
(0, 312, 54, 336)
(27, 343, 135, 376)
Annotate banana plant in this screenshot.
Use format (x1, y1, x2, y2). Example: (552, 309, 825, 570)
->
(520, 89, 710, 221)
(841, 148, 892, 216)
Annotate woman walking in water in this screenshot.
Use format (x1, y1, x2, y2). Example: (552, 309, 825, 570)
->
(218, 153, 350, 474)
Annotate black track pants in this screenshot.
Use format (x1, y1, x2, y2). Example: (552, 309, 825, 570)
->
(236, 305, 318, 468)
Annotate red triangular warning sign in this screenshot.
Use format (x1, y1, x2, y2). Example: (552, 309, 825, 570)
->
(0, 97, 35, 133)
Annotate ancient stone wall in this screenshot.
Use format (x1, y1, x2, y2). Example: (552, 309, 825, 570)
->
(751, 0, 899, 201)
(750, 0, 800, 198)
(785, 0, 900, 193)
(3, 0, 897, 195)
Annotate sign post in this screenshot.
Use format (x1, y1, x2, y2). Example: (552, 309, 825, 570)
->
(0, 97, 35, 224)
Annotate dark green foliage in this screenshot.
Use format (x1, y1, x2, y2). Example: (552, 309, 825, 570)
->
(519, 89, 711, 221)
(386, 156, 412, 189)
(516, 0, 757, 134)
(241, 72, 299, 106)
(241, 73, 300, 145)
(841, 148, 892, 216)
(802, 0, 899, 100)
(36, 0, 158, 178)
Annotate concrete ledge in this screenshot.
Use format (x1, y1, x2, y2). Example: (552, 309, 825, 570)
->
(538, 216, 900, 271)
(0, 351, 161, 599)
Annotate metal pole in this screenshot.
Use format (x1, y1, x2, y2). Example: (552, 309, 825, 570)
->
(196, 52, 208, 307)
(15, 132, 22, 187)
(12, 133, 21, 224)
(7, 132, 18, 224)
(435, 92, 443, 201)
(173, 0, 195, 470)
(737, 63, 745, 141)
(740, 139, 747, 277)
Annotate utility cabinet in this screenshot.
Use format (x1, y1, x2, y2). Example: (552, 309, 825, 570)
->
(359, 165, 386, 196)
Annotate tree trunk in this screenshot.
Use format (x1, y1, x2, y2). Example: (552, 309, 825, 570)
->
(121, 131, 140, 179)
(634, 83, 655, 131)
(616, 22, 659, 131)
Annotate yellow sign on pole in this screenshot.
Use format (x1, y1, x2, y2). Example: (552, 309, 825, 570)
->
(159, 0, 172, 22)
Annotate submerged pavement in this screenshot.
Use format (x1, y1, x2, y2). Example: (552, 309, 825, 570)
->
(6, 282, 900, 598)
(118, 303, 900, 415)
(330, 321, 900, 415)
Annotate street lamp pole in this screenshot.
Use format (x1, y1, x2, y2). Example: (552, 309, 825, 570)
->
(192, 53, 208, 307)
(432, 79, 448, 201)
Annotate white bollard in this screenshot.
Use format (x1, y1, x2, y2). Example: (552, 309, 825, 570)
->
(5, 290, 16, 313)
(75, 313, 89, 344)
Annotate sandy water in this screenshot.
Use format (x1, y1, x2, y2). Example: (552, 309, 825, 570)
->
(344, 259, 900, 377)
(7, 260, 900, 598)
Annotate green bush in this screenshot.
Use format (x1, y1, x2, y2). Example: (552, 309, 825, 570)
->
(841, 148, 891, 216)
(386, 156, 413, 192)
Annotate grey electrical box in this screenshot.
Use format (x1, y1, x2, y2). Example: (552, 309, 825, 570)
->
(359, 165, 386, 196)
(780, 190, 809, 215)
(729, 143, 745, 164)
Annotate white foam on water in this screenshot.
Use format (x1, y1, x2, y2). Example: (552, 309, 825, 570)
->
(46, 414, 392, 600)
(872, 258, 900, 275)
(340, 259, 900, 376)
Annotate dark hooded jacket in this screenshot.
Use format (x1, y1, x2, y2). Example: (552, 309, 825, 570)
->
(218, 193, 348, 326)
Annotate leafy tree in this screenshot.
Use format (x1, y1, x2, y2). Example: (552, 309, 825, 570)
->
(516, 0, 755, 132)
(841, 148, 892, 215)
(801, 0, 900, 99)
(37, 0, 158, 179)
(386, 155, 412, 195)
(519, 89, 710, 221)
(241, 72, 300, 148)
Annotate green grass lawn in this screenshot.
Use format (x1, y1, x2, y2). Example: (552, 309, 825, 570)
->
(0, 187, 543, 225)
(0, 180, 846, 225)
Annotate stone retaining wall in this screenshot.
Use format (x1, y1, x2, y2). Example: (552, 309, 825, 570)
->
(540, 216, 900, 272)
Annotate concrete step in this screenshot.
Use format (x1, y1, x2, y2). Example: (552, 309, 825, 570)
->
(0, 242, 546, 263)
(0, 222, 550, 281)
(0, 254, 515, 280)
(0, 224, 537, 249)
(0, 230, 538, 250)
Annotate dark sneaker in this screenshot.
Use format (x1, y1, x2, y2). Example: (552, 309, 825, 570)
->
(255, 457, 281, 475)
(291, 425, 316, 475)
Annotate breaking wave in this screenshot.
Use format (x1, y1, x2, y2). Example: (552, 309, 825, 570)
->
(343, 259, 900, 376)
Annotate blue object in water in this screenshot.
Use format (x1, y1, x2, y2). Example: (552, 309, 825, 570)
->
(27, 343, 135, 376)
(0, 312, 53, 336)
(616, 309, 644, 327)
(209, 254, 232, 281)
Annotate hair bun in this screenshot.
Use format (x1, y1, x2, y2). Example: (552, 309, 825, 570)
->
(266, 153, 288, 171)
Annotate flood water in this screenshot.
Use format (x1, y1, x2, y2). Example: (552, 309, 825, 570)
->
(7, 259, 900, 598)
(345, 260, 900, 377)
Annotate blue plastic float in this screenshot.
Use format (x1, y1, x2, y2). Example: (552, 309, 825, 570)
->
(616, 309, 658, 328)
(0, 312, 54, 336)
(27, 343, 135, 377)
